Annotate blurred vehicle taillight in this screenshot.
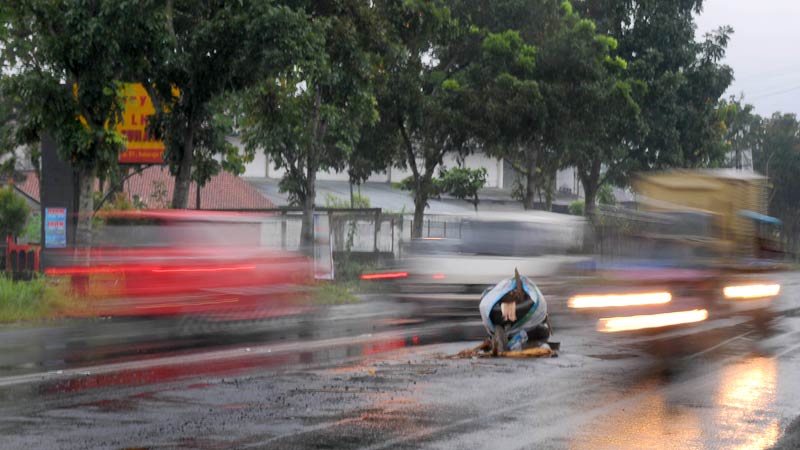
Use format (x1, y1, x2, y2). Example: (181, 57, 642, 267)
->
(45, 210, 314, 321)
(360, 271, 409, 280)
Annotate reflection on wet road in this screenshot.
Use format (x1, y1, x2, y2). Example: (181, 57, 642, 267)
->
(1, 274, 800, 449)
(716, 357, 779, 450)
(570, 355, 782, 450)
(570, 379, 705, 450)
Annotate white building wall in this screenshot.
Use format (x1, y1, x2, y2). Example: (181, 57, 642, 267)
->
(556, 167, 583, 197)
(239, 143, 506, 188)
(226, 137, 269, 178)
(366, 171, 390, 182)
(387, 153, 504, 188)
(268, 165, 354, 182)
(245, 151, 268, 178)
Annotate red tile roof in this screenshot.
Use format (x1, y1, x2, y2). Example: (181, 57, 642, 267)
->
(17, 167, 274, 210)
(17, 171, 40, 203)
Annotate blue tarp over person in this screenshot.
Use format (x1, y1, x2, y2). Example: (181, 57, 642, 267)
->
(479, 269, 551, 355)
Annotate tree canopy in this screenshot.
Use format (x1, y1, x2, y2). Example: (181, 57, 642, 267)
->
(242, 0, 380, 247)
(145, 0, 320, 209)
(576, 0, 734, 172)
(0, 0, 755, 246)
(2, 0, 164, 244)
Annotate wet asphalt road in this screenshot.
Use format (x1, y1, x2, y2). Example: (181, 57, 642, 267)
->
(1, 273, 800, 449)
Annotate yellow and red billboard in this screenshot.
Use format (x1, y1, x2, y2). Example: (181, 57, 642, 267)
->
(117, 83, 167, 164)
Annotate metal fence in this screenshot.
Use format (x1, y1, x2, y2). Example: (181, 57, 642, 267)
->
(216, 210, 483, 257)
(407, 215, 464, 239)
(215, 208, 403, 256)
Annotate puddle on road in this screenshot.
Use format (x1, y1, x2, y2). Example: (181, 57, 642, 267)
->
(570, 356, 781, 450)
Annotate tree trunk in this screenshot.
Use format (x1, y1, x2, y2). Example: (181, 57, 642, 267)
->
(195, 183, 201, 210)
(349, 181, 354, 208)
(583, 183, 597, 217)
(544, 171, 555, 212)
(581, 158, 602, 218)
(171, 124, 194, 209)
(524, 158, 536, 210)
(412, 188, 426, 239)
(300, 163, 317, 251)
(735, 144, 742, 170)
(76, 166, 96, 247)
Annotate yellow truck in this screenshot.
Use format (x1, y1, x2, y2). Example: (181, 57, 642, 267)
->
(567, 169, 783, 342)
(633, 169, 782, 265)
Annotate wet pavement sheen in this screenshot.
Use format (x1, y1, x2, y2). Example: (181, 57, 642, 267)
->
(1, 275, 800, 449)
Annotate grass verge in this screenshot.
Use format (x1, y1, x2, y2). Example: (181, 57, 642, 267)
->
(0, 276, 76, 323)
(312, 282, 362, 305)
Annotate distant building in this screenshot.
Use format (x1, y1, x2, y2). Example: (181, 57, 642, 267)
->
(232, 138, 655, 213)
(726, 149, 754, 170)
(0, 172, 41, 212)
(234, 140, 510, 190)
(233, 135, 584, 196)
(16, 166, 275, 210)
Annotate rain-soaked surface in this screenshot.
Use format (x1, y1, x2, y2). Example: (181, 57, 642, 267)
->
(0, 273, 800, 449)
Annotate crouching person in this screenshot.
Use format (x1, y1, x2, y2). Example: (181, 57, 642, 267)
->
(479, 269, 551, 356)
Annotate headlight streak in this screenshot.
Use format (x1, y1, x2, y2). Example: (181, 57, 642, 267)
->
(723, 284, 781, 300)
(597, 309, 709, 333)
(568, 292, 672, 309)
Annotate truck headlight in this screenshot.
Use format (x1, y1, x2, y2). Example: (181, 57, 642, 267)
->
(568, 292, 672, 309)
(723, 284, 780, 300)
(597, 309, 708, 333)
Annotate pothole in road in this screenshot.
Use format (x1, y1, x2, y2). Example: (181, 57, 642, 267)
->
(587, 353, 639, 360)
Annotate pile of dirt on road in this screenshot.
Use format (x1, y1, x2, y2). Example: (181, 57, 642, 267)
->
(446, 340, 556, 359)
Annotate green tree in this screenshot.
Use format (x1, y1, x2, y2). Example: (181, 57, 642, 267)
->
(448, 1, 641, 214)
(242, 0, 380, 248)
(347, 100, 401, 207)
(719, 95, 763, 169)
(2, 0, 164, 245)
(449, 0, 564, 211)
(0, 187, 29, 240)
(597, 184, 616, 205)
(145, 0, 319, 209)
(576, 0, 734, 175)
(438, 166, 487, 211)
(188, 104, 244, 209)
(367, 0, 484, 238)
(568, 200, 584, 216)
(21, 212, 40, 243)
(0, 1, 21, 165)
(0, 84, 19, 176)
(753, 114, 800, 253)
(468, 28, 546, 210)
(544, 3, 643, 217)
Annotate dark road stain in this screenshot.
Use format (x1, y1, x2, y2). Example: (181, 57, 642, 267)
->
(588, 353, 639, 360)
(78, 398, 136, 412)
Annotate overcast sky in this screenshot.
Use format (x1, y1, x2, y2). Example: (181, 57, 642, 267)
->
(695, 0, 800, 116)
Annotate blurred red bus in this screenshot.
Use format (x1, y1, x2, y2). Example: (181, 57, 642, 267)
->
(45, 210, 313, 320)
